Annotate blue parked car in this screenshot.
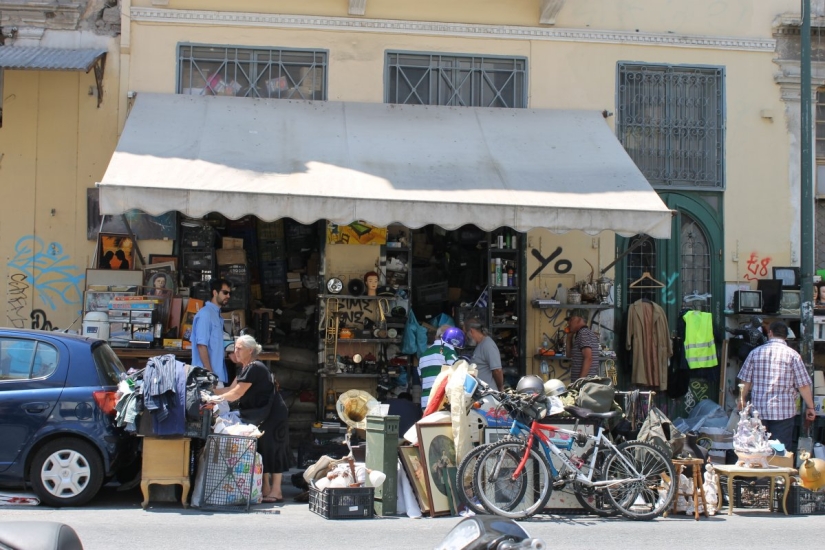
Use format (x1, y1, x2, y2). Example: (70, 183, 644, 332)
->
(0, 329, 138, 507)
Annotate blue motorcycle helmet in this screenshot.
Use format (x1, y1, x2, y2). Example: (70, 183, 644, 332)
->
(442, 326, 465, 348)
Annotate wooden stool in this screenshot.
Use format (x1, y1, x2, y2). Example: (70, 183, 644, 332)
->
(670, 458, 709, 520)
(140, 437, 191, 509)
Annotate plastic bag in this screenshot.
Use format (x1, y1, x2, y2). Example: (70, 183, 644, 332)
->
(401, 309, 428, 356)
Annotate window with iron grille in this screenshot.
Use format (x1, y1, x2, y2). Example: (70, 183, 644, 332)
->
(386, 52, 526, 108)
(177, 44, 327, 100)
(617, 63, 725, 190)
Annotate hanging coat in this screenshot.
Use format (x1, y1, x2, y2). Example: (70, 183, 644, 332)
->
(626, 300, 672, 390)
(683, 311, 718, 369)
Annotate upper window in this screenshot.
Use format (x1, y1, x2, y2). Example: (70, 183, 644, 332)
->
(617, 63, 725, 190)
(386, 52, 526, 108)
(0, 338, 59, 381)
(177, 44, 327, 101)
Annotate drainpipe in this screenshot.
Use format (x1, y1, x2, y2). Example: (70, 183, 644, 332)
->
(801, 0, 815, 376)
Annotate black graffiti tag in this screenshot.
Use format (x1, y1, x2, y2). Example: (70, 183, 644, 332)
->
(31, 309, 58, 331)
(529, 246, 572, 281)
(7, 273, 29, 329)
(337, 299, 375, 327)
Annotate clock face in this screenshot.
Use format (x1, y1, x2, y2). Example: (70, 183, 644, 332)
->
(327, 277, 343, 294)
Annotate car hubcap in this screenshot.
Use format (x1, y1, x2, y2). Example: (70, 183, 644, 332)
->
(40, 450, 91, 498)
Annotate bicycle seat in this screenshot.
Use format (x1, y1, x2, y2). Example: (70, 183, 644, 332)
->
(564, 405, 621, 420)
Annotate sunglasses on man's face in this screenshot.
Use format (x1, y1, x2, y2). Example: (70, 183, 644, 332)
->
(220, 289, 232, 296)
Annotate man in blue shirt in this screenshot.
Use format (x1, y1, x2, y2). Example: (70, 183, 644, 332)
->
(190, 278, 231, 384)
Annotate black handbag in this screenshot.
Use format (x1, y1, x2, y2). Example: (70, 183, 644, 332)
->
(240, 393, 274, 426)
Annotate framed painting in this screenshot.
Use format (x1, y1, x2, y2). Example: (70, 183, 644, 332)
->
(142, 262, 177, 295)
(416, 422, 456, 517)
(97, 234, 135, 270)
(483, 428, 511, 445)
(148, 254, 179, 270)
(398, 446, 431, 516)
(85, 268, 143, 291)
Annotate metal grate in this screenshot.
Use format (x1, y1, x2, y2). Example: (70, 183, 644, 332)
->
(817, 90, 825, 159)
(199, 434, 257, 512)
(617, 63, 725, 190)
(178, 44, 327, 100)
(625, 234, 658, 304)
(386, 52, 526, 108)
(680, 212, 711, 303)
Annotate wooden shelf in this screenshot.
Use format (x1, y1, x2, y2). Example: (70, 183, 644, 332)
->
(335, 338, 402, 344)
(321, 294, 401, 300)
(531, 301, 611, 310)
(724, 312, 800, 320)
(320, 373, 380, 378)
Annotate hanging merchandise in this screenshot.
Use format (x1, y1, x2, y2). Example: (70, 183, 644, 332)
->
(625, 299, 673, 390)
(626, 299, 672, 390)
(682, 310, 718, 369)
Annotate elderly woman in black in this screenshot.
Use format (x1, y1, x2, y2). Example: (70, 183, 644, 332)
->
(213, 334, 291, 502)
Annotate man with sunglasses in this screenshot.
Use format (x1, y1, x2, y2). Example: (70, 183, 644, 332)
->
(191, 278, 232, 384)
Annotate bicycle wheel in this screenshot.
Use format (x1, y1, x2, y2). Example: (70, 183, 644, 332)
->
(573, 446, 618, 517)
(472, 439, 553, 519)
(455, 444, 493, 514)
(602, 440, 676, 520)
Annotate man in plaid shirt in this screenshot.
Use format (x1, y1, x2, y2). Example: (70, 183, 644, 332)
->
(738, 321, 816, 449)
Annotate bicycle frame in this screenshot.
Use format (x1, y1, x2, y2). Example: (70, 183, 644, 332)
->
(509, 418, 645, 488)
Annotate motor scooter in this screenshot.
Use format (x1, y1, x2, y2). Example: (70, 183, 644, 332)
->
(434, 515, 546, 550)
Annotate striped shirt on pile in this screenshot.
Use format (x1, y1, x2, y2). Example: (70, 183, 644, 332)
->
(418, 340, 457, 409)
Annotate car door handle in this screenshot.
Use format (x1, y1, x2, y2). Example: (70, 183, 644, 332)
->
(23, 402, 49, 414)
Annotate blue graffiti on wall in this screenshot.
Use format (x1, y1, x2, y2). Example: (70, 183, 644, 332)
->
(7, 236, 84, 311)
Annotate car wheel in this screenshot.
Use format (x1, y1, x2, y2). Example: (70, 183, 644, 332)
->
(29, 438, 104, 507)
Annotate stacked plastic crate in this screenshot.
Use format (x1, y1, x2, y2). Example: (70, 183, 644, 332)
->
(180, 222, 216, 302)
(257, 220, 287, 308)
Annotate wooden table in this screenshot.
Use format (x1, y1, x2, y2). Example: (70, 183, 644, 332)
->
(141, 437, 191, 509)
(113, 348, 280, 362)
(713, 464, 797, 515)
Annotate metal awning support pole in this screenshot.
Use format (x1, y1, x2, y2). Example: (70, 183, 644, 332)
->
(801, 0, 815, 376)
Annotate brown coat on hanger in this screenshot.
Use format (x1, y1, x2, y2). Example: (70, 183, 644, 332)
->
(626, 299, 672, 390)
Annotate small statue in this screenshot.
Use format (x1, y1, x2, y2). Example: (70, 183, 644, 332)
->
(703, 464, 719, 515)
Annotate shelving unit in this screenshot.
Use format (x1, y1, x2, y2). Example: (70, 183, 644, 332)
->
(484, 231, 525, 381)
(530, 302, 612, 378)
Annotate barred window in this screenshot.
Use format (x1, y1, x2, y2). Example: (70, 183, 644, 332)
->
(386, 52, 526, 108)
(617, 63, 725, 190)
(177, 44, 327, 100)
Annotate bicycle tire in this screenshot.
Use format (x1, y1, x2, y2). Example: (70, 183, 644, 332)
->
(455, 443, 494, 515)
(472, 439, 553, 519)
(573, 446, 618, 517)
(602, 440, 676, 520)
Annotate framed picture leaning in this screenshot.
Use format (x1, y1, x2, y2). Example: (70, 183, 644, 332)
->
(416, 422, 457, 516)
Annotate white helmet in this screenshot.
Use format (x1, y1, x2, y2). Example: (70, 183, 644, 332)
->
(544, 378, 566, 397)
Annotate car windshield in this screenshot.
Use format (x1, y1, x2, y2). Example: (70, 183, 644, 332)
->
(92, 343, 127, 386)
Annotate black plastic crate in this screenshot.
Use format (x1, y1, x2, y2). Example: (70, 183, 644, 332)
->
(309, 484, 374, 519)
(773, 485, 825, 515)
(720, 478, 771, 508)
(181, 225, 215, 248)
(184, 408, 213, 439)
(183, 249, 214, 270)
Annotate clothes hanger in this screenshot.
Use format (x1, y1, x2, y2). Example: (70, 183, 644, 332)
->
(683, 291, 711, 312)
(629, 271, 665, 289)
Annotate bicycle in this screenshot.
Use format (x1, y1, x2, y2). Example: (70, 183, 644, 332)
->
(472, 392, 676, 520)
(455, 389, 617, 517)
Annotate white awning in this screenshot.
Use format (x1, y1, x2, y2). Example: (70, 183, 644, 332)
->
(98, 93, 672, 238)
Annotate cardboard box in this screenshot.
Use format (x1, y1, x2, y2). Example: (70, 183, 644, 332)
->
(768, 451, 794, 468)
(448, 287, 462, 303)
(216, 248, 247, 266)
(815, 371, 825, 394)
(222, 237, 243, 249)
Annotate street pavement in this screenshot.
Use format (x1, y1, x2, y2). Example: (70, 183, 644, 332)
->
(2, 480, 824, 550)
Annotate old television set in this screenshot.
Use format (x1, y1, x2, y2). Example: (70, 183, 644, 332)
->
(779, 289, 802, 314)
(733, 290, 762, 314)
(773, 266, 801, 290)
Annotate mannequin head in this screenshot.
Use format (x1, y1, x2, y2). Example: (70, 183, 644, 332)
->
(364, 271, 379, 296)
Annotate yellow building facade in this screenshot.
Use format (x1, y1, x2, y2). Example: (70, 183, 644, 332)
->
(1, 1, 810, 389)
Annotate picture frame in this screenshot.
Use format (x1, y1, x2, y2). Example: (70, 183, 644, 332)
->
(398, 446, 431, 516)
(85, 268, 143, 291)
(97, 233, 136, 270)
(416, 422, 457, 517)
(142, 263, 177, 295)
(148, 254, 179, 270)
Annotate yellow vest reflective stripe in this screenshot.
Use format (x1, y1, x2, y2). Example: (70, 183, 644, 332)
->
(683, 312, 718, 369)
